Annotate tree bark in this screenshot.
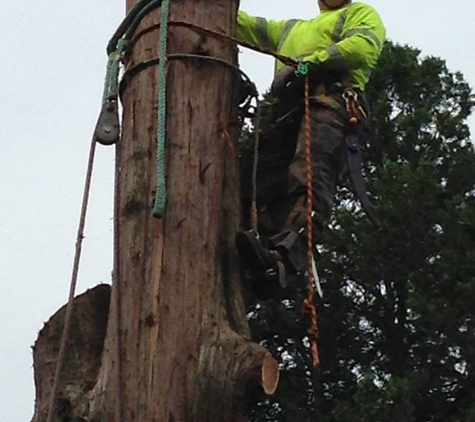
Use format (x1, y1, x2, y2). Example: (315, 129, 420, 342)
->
(32, 1, 278, 421)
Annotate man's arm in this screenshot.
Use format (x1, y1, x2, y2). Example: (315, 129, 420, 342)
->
(303, 4, 386, 73)
(236, 10, 287, 52)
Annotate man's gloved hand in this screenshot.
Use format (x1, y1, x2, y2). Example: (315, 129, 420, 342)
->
(271, 66, 298, 99)
(271, 62, 317, 101)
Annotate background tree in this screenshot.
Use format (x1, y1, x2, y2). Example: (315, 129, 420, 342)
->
(246, 41, 475, 422)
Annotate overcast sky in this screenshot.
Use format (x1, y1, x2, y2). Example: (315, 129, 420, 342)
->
(1, 0, 474, 420)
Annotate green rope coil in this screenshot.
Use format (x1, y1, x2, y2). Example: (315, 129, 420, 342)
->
(104, 0, 169, 218)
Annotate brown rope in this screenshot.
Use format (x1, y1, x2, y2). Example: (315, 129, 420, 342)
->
(170, 21, 299, 67)
(301, 76, 320, 370)
(46, 138, 98, 422)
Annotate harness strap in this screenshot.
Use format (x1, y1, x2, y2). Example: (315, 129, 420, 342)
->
(346, 129, 381, 227)
(344, 90, 381, 227)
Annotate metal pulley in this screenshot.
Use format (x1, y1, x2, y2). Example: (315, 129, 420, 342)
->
(94, 97, 120, 146)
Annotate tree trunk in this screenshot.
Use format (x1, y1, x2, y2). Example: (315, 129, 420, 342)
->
(32, 1, 278, 421)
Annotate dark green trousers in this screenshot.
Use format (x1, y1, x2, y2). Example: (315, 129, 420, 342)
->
(255, 93, 350, 272)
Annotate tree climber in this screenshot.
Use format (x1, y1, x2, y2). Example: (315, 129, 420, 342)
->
(235, 0, 386, 298)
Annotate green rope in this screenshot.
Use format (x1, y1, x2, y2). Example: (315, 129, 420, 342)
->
(107, 0, 157, 55)
(95, 39, 127, 146)
(103, 39, 128, 103)
(153, 0, 171, 217)
(124, 0, 162, 44)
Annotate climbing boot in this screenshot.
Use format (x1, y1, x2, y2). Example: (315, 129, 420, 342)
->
(268, 196, 311, 274)
(235, 230, 288, 300)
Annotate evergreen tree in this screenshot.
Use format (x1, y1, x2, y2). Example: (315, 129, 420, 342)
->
(245, 42, 475, 422)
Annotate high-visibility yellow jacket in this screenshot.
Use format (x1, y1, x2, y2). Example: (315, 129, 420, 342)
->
(236, 2, 386, 91)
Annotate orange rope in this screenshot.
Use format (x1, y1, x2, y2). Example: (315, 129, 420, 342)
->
(302, 76, 320, 369)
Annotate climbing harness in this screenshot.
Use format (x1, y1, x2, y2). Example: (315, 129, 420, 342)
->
(343, 90, 381, 227)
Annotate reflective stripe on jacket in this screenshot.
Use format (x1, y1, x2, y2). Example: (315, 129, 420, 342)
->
(236, 2, 386, 91)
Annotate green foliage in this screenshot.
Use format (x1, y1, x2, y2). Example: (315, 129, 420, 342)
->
(245, 42, 475, 422)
